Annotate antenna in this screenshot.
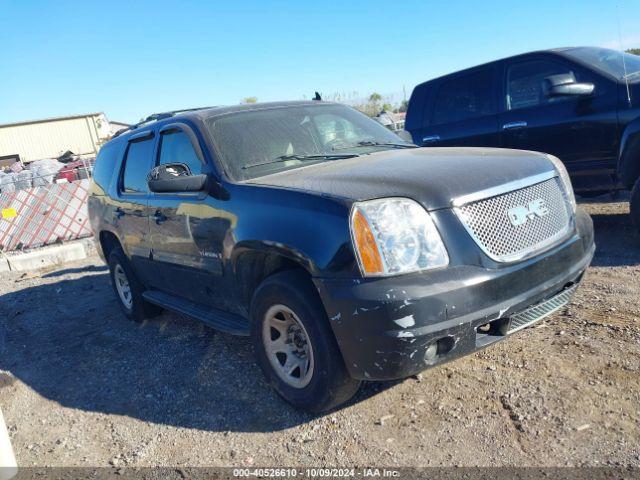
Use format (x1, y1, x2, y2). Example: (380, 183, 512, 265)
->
(617, 3, 632, 106)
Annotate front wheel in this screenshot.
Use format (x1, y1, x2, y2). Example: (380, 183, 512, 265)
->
(631, 178, 640, 231)
(250, 270, 361, 412)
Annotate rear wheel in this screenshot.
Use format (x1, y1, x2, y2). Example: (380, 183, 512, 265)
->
(251, 270, 361, 412)
(108, 247, 161, 322)
(631, 178, 640, 231)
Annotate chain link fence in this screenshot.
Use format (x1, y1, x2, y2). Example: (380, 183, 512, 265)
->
(0, 160, 94, 252)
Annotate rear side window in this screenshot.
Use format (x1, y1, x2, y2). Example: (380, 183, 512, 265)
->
(157, 130, 202, 175)
(431, 69, 495, 125)
(122, 137, 154, 193)
(507, 60, 577, 110)
(92, 141, 121, 193)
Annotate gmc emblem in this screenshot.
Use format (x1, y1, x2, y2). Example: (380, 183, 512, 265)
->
(507, 198, 550, 226)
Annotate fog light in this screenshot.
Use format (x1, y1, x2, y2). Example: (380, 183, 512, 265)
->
(424, 343, 438, 361)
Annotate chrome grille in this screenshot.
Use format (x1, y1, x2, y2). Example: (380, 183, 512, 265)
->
(508, 284, 577, 333)
(455, 177, 572, 262)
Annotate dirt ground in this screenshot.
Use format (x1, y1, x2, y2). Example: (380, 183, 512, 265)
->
(0, 201, 639, 468)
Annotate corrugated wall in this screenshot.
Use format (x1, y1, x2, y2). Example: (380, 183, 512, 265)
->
(0, 116, 101, 162)
(0, 179, 91, 251)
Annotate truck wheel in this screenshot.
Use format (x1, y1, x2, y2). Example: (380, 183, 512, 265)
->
(250, 270, 361, 412)
(108, 247, 161, 322)
(631, 178, 640, 231)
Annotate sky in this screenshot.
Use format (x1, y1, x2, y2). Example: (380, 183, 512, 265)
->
(1, 0, 639, 125)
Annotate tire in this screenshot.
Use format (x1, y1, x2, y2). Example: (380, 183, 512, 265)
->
(108, 247, 161, 322)
(250, 270, 361, 412)
(631, 178, 640, 231)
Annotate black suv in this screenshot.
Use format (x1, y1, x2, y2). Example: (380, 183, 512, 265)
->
(405, 47, 640, 227)
(88, 101, 594, 411)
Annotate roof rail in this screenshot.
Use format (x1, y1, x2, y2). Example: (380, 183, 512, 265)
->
(112, 105, 216, 138)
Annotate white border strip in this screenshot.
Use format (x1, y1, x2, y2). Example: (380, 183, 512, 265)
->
(0, 407, 17, 480)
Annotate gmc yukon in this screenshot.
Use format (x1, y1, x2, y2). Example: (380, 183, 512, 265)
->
(88, 101, 594, 411)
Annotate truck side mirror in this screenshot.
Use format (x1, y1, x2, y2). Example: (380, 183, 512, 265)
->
(147, 163, 207, 193)
(543, 73, 594, 98)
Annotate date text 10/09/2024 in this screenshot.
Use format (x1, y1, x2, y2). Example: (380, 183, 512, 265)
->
(233, 468, 401, 478)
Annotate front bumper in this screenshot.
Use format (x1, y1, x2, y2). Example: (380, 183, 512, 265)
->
(314, 208, 595, 381)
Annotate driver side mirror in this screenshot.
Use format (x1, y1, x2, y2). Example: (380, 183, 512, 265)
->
(147, 163, 207, 193)
(543, 73, 594, 98)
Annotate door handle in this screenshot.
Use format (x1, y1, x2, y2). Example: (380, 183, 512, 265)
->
(114, 207, 125, 219)
(422, 135, 441, 143)
(153, 211, 167, 225)
(502, 121, 528, 130)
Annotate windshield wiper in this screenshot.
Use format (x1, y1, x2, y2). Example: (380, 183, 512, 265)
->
(332, 140, 417, 151)
(622, 70, 640, 80)
(242, 153, 359, 170)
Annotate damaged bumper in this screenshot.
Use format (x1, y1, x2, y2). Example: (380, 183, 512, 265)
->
(314, 208, 595, 381)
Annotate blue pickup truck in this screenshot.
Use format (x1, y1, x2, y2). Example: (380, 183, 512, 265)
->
(405, 47, 640, 228)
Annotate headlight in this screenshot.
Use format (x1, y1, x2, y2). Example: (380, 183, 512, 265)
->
(350, 198, 449, 277)
(546, 154, 576, 212)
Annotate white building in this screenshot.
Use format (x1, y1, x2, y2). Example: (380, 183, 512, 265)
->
(0, 112, 117, 164)
(375, 111, 406, 132)
(108, 120, 131, 137)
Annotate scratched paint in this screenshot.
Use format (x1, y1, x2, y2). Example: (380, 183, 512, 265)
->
(397, 331, 414, 338)
(394, 315, 415, 328)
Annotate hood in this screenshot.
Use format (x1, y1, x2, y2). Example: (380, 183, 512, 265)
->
(244, 147, 556, 210)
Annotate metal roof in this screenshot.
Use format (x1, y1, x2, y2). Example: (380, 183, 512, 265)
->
(0, 112, 105, 129)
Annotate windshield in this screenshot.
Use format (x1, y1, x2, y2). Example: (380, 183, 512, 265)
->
(563, 47, 640, 80)
(206, 104, 413, 180)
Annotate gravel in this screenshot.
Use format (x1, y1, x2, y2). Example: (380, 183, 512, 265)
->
(0, 201, 639, 467)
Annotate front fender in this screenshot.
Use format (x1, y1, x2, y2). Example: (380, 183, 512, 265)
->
(231, 240, 318, 275)
(228, 184, 359, 278)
